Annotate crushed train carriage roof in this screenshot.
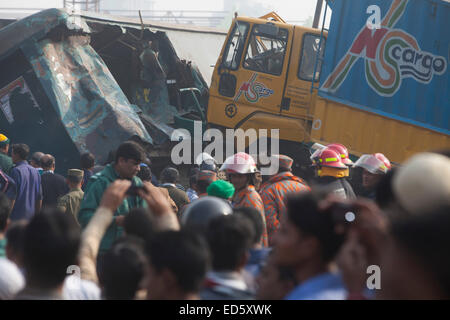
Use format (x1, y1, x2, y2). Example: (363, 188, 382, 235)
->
(0, 9, 227, 171)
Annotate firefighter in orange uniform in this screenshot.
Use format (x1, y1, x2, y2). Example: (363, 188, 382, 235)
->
(259, 155, 310, 246)
(220, 152, 269, 247)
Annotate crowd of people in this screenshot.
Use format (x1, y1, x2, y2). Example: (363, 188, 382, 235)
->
(0, 131, 449, 300)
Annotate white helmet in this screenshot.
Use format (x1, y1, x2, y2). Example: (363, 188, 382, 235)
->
(353, 154, 391, 174)
(310, 143, 326, 164)
(220, 152, 259, 174)
(195, 152, 216, 166)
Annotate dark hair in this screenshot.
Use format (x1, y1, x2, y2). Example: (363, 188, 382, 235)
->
(23, 208, 80, 289)
(278, 265, 297, 284)
(0, 192, 10, 231)
(160, 167, 179, 184)
(115, 141, 144, 163)
(286, 192, 346, 263)
(5, 221, 27, 256)
(30, 152, 44, 166)
(80, 152, 95, 169)
(375, 167, 397, 210)
(189, 174, 198, 188)
(250, 173, 261, 187)
(233, 207, 264, 245)
(12, 143, 30, 160)
(147, 230, 210, 293)
(137, 165, 152, 182)
(196, 180, 211, 194)
(261, 251, 297, 284)
(391, 205, 450, 297)
(99, 236, 147, 300)
(123, 208, 155, 243)
(206, 215, 254, 271)
(189, 167, 200, 178)
(67, 175, 83, 184)
(40, 154, 55, 169)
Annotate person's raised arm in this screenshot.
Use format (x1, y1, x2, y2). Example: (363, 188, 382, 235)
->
(78, 180, 131, 283)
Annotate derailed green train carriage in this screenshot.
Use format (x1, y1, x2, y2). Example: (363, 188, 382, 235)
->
(0, 8, 226, 174)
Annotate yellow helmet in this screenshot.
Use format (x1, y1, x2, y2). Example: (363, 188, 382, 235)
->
(0, 134, 10, 146)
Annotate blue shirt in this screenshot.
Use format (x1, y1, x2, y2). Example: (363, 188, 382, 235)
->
(186, 188, 199, 202)
(285, 272, 347, 300)
(9, 161, 42, 221)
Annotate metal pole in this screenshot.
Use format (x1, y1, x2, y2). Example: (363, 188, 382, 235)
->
(312, 0, 324, 29)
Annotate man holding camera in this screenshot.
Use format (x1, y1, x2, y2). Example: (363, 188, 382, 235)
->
(78, 141, 147, 254)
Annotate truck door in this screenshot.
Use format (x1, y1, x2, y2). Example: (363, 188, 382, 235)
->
(281, 27, 326, 119)
(208, 19, 293, 129)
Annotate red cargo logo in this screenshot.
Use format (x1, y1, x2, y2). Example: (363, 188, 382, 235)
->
(322, 0, 447, 97)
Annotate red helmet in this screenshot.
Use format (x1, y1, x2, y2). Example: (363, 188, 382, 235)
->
(316, 147, 347, 169)
(374, 153, 392, 171)
(327, 143, 353, 165)
(354, 153, 391, 174)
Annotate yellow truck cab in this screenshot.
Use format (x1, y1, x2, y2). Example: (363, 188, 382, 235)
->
(208, 16, 323, 146)
(208, 15, 327, 176)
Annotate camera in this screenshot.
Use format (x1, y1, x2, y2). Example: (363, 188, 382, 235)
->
(329, 202, 357, 225)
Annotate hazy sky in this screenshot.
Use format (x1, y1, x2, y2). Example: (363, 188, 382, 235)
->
(0, 0, 321, 24)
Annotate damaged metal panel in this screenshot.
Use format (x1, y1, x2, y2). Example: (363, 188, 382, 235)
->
(22, 33, 152, 162)
(0, 8, 91, 60)
(126, 30, 209, 143)
(0, 8, 226, 170)
(68, 9, 227, 86)
(0, 9, 152, 166)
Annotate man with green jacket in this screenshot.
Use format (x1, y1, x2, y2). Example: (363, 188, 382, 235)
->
(78, 141, 147, 253)
(0, 134, 13, 174)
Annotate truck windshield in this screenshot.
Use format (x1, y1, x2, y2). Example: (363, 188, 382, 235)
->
(243, 24, 288, 76)
(222, 21, 249, 70)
